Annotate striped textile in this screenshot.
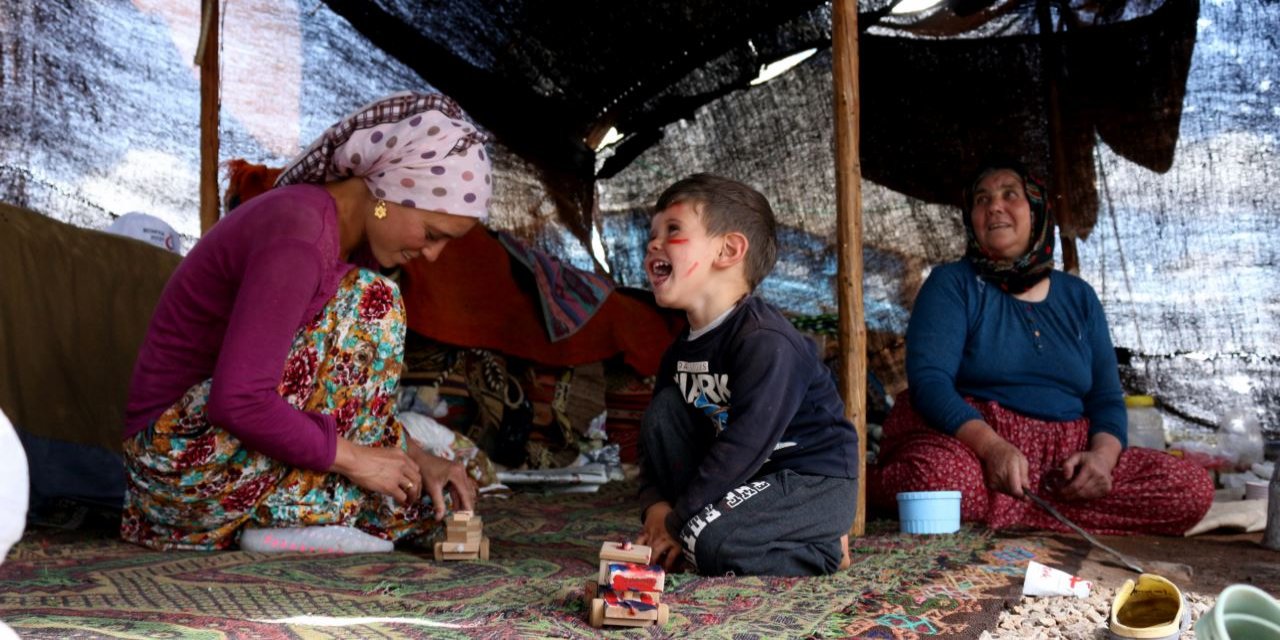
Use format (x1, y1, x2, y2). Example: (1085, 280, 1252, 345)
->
(497, 231, 614, 342)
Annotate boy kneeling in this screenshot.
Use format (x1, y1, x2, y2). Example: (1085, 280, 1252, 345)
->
(636, 174, 860, 577)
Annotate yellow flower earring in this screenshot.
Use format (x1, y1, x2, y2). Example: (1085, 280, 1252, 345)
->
(373, 199, 388, 220)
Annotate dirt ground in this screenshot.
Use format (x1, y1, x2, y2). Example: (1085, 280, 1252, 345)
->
(983, 531, 1278, 639)
(1070, 531, 1277, 594)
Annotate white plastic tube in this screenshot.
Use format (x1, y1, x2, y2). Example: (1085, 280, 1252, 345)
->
(1022, 560, 1092, 598)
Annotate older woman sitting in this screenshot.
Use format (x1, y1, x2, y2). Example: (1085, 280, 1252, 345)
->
(868, 159, 1213, 535)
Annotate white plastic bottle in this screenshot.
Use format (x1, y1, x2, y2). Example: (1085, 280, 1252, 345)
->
(1218, 406, 1264, 469)
(1124, 395, 1165, 450)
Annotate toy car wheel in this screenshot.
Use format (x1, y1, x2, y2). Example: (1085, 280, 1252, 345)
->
(480, 536, 490, 561)
(590, 598, 605, 627)
(658, 603, 669, 625)
(433, 542, 443, 562)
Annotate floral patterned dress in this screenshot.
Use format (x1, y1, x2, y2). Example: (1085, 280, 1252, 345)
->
(122, 269, 493, 551)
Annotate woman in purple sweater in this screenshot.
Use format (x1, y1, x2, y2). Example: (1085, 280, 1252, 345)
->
(868, 160, 1212, 535)
(121, 92, 492, 551)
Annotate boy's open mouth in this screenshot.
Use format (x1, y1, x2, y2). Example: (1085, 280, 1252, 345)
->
(649, 259, 672, 285)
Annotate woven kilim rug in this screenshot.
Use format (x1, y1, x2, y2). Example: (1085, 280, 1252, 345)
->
(0, 483, 1068, 639)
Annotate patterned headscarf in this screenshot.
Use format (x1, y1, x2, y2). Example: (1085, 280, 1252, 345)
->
(961, 162, 1056, 294)
(276, 91, 492, 220)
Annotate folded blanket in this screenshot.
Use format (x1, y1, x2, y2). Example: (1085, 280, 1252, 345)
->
(1184, 499, 1267, 536)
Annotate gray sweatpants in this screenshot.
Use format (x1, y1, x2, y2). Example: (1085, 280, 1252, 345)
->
(641, 387, 858, 576)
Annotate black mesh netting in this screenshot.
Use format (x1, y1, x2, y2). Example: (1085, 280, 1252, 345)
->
(1, 0, 1276, 442)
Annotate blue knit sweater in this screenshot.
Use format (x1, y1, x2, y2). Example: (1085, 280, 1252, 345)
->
(906, 260, 1127, 446)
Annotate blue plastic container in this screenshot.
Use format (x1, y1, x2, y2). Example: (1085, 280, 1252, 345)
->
(896, 491, 961, 534)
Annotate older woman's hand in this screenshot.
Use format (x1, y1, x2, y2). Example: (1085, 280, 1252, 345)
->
(1058, 433, 1122, 501)
(980, 439, 1032, 498)
(956, 420, 1031, 498)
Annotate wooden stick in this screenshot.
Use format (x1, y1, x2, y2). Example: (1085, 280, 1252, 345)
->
(198, 0, 221, 235)
(832, 0, 867, 537)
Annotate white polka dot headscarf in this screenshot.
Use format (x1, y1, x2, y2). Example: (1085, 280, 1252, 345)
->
(276, 91, 493, 220)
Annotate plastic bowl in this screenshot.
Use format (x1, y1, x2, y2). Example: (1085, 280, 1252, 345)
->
(897, 491, 961, 534)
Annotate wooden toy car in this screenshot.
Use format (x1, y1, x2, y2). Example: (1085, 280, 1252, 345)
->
(586, 541, 669, 628)
(433, 511, 490, 561)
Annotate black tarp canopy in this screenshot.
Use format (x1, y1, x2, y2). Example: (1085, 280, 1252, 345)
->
(321, 0, 1198, 261)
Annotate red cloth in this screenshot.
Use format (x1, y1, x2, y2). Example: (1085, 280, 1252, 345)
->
(224, 159, 283, 211)
(868, 393, 1214, 536)
(401, 227, 683, 375)
(605, 385, 652, 464)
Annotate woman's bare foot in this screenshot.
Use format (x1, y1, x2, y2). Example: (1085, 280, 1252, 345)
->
(839, 533, 852, 570)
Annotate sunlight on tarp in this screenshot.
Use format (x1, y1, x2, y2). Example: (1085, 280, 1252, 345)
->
(594, 126, 624, 151)
(591, 225, 611, 273)
(252, 615, 463, 629)
(1225, 374, 1254, 395)
(132, 0, 302, 157)
(891, 0, 947, 14)
(750, 48, 817, 86)
(79, 149, 200, 240)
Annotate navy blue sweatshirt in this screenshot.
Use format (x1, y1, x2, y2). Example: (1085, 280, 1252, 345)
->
(641, 295, 860, 525)
(907, 260, 1127, 445)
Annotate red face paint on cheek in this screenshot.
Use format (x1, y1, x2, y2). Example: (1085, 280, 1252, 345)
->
(684, 262, 699, 277)
(666, 238, 689, 245)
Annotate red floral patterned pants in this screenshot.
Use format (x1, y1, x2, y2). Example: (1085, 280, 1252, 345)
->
(867, 393, 1214, 535)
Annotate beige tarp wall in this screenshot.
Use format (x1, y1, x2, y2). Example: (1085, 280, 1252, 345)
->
(0, 203, 179, 453)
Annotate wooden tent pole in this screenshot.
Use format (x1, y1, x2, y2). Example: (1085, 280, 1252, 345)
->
(197, 0, 221, 235)
(1037, 0, 1079, 273)
(832, 0, 867, 537)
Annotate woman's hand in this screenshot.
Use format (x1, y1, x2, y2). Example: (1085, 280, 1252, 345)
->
(407, 442, 477, 520)
(956, 419, 1030, 498)
(980, 439, 1032, 498)
(330, 439, 422, 504)
(637, 501, 683, 571)
(1058, 433, 1122, 501)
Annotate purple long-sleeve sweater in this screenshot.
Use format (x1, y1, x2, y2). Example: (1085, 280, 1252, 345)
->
(124, 185, 370, 471)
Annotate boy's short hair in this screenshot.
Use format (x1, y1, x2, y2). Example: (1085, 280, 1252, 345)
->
(655, 173, 778, 291)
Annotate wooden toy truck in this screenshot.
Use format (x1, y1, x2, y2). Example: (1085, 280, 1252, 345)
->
(585, 541, 670, 628)
(433, 511, 490, 561)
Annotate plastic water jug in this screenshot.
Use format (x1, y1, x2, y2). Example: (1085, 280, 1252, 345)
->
(1125, 395, 1165, 450)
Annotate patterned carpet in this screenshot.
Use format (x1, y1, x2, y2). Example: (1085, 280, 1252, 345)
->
(0, 484, 1070, 639)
